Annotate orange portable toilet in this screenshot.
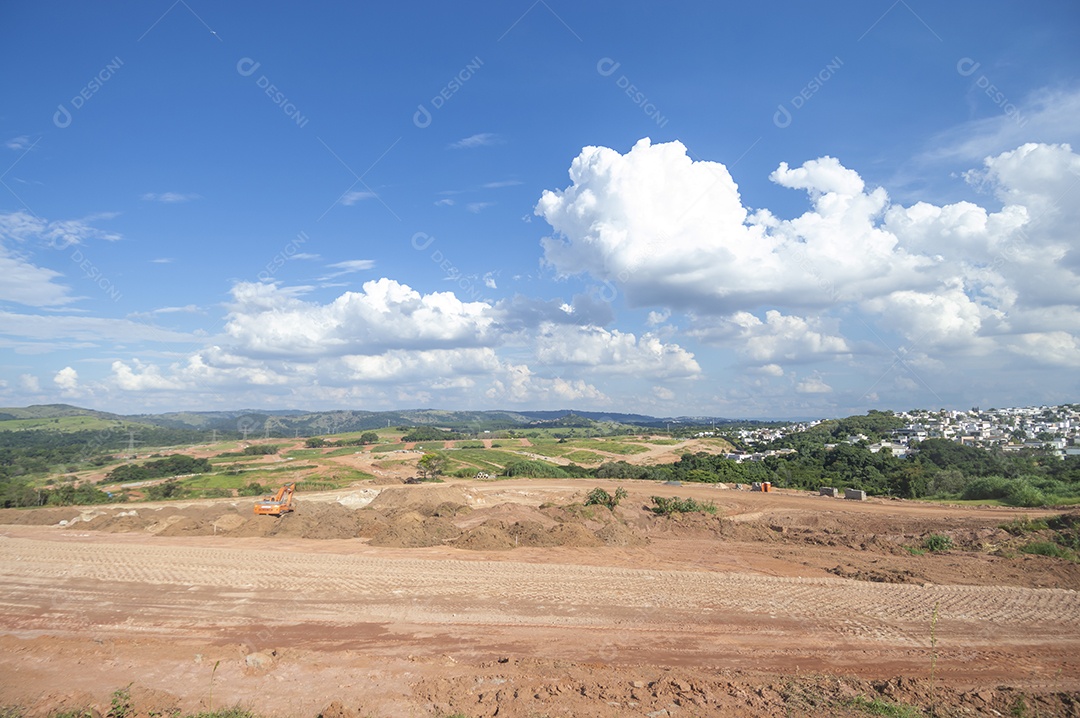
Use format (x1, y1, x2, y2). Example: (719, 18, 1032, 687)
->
(762, 482, 771, 492)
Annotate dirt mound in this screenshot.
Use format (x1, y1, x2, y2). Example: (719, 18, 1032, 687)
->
(453, 522, 517, 550)
(369, 513, 461, 548)
(367, 485, 475, 516)
(506, 520, 560, 547)
(212, 513, 247, 532)
(458, 502, 555, 530)
(548, 522, 604, 547)
(595, 518, 648, 547)
(0, 507, 82, 526)
(154, 516, 206, 536)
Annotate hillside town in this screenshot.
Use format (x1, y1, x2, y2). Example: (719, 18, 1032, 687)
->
(727, 404, 1080, 461)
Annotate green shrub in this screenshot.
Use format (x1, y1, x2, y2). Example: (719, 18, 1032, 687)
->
(923, 534, 953, 552)
(585, 487, 627, 511)
(961, 475, 1010, 501)
(1006, 480, 1046, 507)
(651, 495, 718, 516)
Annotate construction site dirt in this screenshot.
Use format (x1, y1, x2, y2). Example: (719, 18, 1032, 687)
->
(2, 479, 1078, 717)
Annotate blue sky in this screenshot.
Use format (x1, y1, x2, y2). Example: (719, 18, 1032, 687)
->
(2, 1, 1079, 418)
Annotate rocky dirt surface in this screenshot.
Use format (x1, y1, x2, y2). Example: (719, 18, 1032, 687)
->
(1, 479, 1078, 716)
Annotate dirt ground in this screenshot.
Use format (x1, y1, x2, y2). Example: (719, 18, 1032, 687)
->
(2, 479, 1079, 717)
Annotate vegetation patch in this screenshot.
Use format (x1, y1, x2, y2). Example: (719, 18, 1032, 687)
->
(585, 487, 627, 511)
(923, 534, 953, 552)
(650, 495, 718, 515)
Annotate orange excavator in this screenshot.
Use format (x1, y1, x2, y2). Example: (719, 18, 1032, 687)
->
(253, 482, 296, 516)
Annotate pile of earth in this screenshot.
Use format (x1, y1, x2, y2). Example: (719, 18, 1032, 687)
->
(0, 485, 648, 551)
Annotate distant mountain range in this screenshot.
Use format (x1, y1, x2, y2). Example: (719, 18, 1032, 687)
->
(0, 403, 762, 437)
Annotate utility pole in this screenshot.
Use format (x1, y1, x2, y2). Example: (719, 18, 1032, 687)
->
(211, 429, 218, 443)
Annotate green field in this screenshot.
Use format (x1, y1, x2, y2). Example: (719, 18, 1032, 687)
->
(565, 450, 603, 464)
(583, 440, 650, 455)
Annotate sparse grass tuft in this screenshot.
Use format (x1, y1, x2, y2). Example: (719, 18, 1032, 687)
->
(844, 695, 922, 717)
(1020, 541, 1075, 559)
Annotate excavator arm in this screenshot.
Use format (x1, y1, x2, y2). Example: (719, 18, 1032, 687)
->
(253, 482, 296, 516)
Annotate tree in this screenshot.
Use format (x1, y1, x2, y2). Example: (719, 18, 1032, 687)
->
(305, 437, 327, 448)
(359, 432, 379, 445)
(417, 452, 447, 479)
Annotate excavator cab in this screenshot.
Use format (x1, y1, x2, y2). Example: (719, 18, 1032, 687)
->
(253, 482, 296, 516)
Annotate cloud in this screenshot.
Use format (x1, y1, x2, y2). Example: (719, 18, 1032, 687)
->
(0, 209, 121, 249)
(690, 310, 850, 363)
(223, 279, 496, 358)
(5, 135, 34, 151)
(127, 304, 202, 320)
(795, 374, 832, 394)
(150, 257, 174, 264)
(483, 180, 523, 188)
(318, 259, 376, 280)
(53, 366, 79, 392)
(141, 192, 200, 203)
(111, 360, 182, 390)
(0, 310, 199, 347)
(449, 133, 502, 149)
(467, 202, 494, 213)
(19, 374, 40, 392)
(533, 325, 700, 378)
(536, 138, 1080, 384)
(340, 191, 377, 205)
(921, 86, 1080, 165)
(435, 198, 455, 206)
(0, 242, 74, 307)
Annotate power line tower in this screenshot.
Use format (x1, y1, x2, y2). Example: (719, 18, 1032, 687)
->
(126, 430, 141, 457)
(211, 429, 218, 443)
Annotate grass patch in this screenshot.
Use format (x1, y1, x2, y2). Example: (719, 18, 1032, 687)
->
(844, 695, 921, 717)
(522, 442, 571, 458)
(902, 545, 926, 556)
(321, 447, 358, 457)
(999, 516, 1051, 534)
(565, 450, 603, 463)
(587, 440, 650, 455)
(447, 449, 526, 472)
(370, 444, 409, 453)
(1020, 541, 1076, 559)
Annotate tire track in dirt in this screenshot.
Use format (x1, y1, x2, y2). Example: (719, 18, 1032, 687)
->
(2, 536, 1077, 648)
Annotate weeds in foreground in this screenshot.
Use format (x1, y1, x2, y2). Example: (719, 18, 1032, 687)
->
(844, 695, 922, 717)
(107, 685, 132, 718)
